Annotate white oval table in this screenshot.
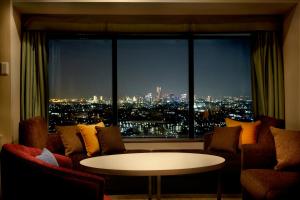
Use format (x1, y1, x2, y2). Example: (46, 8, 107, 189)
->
(80, 152, 225, 200)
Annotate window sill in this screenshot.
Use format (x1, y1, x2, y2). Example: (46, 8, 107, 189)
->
(123, 138, 204, 151)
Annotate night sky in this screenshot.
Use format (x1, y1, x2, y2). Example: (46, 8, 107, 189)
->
(48, 37, 251, 99)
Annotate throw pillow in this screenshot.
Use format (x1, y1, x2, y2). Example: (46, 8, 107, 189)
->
(257, 116, 285, 146)
(96, 126, 126, 155)
(36, 148, 59, 166)
(225, 118, 261, 148)
(78, 122, 105, 157)
(209, 126, 241, 153)
(56, 125, 83, 156)
(270, 127, 300, 170)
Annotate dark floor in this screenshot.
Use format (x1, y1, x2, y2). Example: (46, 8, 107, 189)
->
(110, 194, 242, 200)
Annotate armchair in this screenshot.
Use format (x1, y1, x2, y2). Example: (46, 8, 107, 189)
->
(19, 116, 65, 154)
(1, 143, 111, 200)
(241, 144, 300, 200)
(240, 117, 300, 200)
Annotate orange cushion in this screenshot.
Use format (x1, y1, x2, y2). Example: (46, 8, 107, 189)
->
(225, 118, 261, 148)
(77, 122, 105, 157)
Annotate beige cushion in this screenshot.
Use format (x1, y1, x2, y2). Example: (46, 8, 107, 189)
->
(56, 125, 83, 156)
(209, 126, 241, 153)
(270, 127, 300, 170)
(96, 126, 126, 155)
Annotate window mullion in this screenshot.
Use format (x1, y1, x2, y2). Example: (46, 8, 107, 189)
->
(112, 37, 118, 125)
(189, 36, 195, 138)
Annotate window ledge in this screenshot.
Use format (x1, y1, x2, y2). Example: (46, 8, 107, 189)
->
(123, 138, 204, 151)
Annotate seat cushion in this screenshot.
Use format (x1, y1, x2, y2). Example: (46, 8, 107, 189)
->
(257, 116, 285, 149)
(36, 148, 59, 166)
(56, 125, 84, 156)
(96, 126, 126, 155)
(225, 118, 261, 148)
(270, 127, 300, 170)
(209, 126, 241, 153)
(78, 122, 105, 156)
(241, 169, 300, 200)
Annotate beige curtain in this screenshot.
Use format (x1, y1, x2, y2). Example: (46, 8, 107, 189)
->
(251, 31, 285, 119)
(21, 31, 48, 120)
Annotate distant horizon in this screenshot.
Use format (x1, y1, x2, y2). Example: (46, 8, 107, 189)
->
(49, 93, 252, 101)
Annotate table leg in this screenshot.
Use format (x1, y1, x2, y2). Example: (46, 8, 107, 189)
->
(217, 170, 222, 200)
(148, 176, 152, 200)
(157, 176, 161, 200)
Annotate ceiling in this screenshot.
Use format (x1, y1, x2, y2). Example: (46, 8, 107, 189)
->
(13, 0, 298, 16)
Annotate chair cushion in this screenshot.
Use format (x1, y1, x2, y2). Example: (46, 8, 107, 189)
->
(78, 122, 105, 157)
(96, 126, 126, 155)
(225, 118, 261, 148)
(57, 125, 84, 156)
(241, 169, 300, 199)
(270, 127, 300, 170)
(209, 126, 241, 153)
(36, 148, 59, 166)
(257, 116, 285, 148)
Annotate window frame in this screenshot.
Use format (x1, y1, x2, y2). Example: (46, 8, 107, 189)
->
(47, 33, 251, 139)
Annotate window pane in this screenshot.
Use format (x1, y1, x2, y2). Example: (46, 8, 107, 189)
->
(118, 39, 189, 138)
(48, 39, 112, 131)
(194, 37, 253, 138)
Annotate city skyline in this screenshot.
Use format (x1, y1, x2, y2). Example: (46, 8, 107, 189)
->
(48, 38, 251, 99)
(49, 92, 252, 101)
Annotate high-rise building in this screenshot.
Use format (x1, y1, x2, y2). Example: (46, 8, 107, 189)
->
(156, 86, 162, 100)
(180, 93, 187, 102)
(145, 93, 152, 103)
(93, 95, 98, 103)
(132, 96, 137, 102)
(206, 95, 212, 102)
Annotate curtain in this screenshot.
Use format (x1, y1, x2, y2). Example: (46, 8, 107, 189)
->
(251, 31, 285, 120)
(21, 31, 48, 120)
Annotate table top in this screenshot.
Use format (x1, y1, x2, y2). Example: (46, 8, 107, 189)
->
(80, 152, 225, 176)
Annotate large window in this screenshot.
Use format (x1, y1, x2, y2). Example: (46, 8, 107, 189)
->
(48, 39, 112, 131)
(194, 37, 253, 137)
(117, 39, 189, 138)
(48, 35, 253, 138)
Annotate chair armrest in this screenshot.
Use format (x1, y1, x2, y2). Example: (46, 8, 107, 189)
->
(203, 132, 213, 151)
(53, 153, 73, 168)
(37, 165, 106, 200)
(241, 144, 276, 170)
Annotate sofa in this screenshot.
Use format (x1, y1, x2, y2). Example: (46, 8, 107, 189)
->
(1, 143, 111, 200)
(240, 117, 300, 200)
(17, 116, 285, 196)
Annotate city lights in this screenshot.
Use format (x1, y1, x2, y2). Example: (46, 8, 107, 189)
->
(49, 90, 253, 138)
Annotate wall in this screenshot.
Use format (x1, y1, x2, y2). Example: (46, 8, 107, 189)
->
(0, 0, 21, 147)
(283, 3, 300, 130)
(10, 7, 21, 144)
(0, 0, 12, 147)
